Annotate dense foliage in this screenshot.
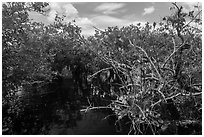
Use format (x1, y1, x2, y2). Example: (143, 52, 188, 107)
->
(2, 2, 202, 135)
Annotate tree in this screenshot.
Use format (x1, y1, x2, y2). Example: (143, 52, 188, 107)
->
(86, 2, 202, 134)
(2, 2, 202, 135)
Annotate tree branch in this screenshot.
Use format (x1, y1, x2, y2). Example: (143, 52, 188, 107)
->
(87, 67, 112, 81)
(151, 92, 202, 108)
(92, 26, 105, 33)
(80, 106, 112, 112)
(162, 37, 187, 68)
(128, 39, 163, 82)
(182, 10, 202, 29)
(162, 37, 176, 68)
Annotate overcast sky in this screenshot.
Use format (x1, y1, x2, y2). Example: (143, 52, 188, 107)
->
(29, 2, 202, 37)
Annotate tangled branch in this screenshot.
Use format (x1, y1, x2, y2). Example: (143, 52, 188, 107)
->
(128, 39, 163, 82)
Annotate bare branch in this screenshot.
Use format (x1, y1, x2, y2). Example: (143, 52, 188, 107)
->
(151, 92, 202, 108)
(87, 67, 112, 81)
(128, 39, 163, 81)
(172, 36, 176, 51)
(22, 80, 46, 85)
(80, 106, 111, 112)
(160, 67, 175, 75)
(182, 10, 202, 29)
(144, 76, 160, 81)
(92, 26, 105, 33)
(162, 37, 176, 68)
(162, 37, 187, 68)
(134, 103, 146, 119)
(192, 83, 202, 87)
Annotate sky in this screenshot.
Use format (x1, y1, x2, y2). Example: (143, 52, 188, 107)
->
(29, 2, 202, 37)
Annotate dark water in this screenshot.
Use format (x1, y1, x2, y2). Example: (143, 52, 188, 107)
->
(49, 108, 118, 135)
(48, 108, 202, 135)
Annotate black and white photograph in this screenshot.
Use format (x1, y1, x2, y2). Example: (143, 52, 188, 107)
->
(2, 1, 202, 135)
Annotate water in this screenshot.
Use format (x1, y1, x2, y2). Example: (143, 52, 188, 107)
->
(49, 108, 118, 135)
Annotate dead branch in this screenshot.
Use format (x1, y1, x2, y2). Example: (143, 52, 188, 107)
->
(92, 26, 105, 33)
(162, 37, 176, 68)
(87, 67, 112, 80)
(151, 92, 202, 108)
(128, 39, 163, 82)
(182, 10, 202, 29)
(80, 106, 112, 112)
(162, 37, 187, 68)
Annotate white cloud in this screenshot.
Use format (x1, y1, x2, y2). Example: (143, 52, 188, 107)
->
(127, 21, 147, 27)
(142, 6, 155, 15)
(89, 15, 147, 34)
(75, 17, 94, 27)
(46, 3, 95, 37)
(74, 17, 95, 36)
(32, 2, 148, 37)
(63, 4, 78, 18)
(47, 3, 78, 22)
(91, 15, 129, 29)
(181, 2, 202, 13)
(94, 3, 125, 15)
(47, 9, 57, 22)
(29, 2, 147, 37)
(80, 27, 96, 37)
(184, 2, 201, 9)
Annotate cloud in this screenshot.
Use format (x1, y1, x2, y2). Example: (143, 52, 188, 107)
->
(47, 3, 78, 22)
(85, 15, 129, 36)
(30, 2, 148, 37)
(90, 15, 147, 32)
(80, 27, 96, 37)
(75, 17, 94, 27)
(47, 9, 57, 22)
(94, 3, 125, 15)
(142, 6, 155, 15)
(181, 2, 202, 13)
(46, 2, 95, 37)
(183, 2, 201, 9)
(91, 15, 129, 29)
(63, 4, 78, 18)
(74, 17, 95, 36)
(127, 21, 147, 27)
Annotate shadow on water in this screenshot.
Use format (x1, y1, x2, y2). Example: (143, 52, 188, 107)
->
(48, 108, 118, 135)
(48, 107, 202, 135)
